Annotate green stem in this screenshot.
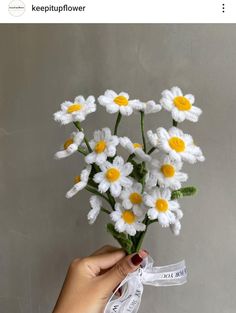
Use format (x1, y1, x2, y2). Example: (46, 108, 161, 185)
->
(74, 121, 92, 152)
(173, 120, 178, 127)
(114, 112, 122, 135)
(140, 112, 147, 152)
(85, 185, 112, 209)
(101, 207, 111, 214)
(77, 147, 88, 156)
(148, 147, 156, 155)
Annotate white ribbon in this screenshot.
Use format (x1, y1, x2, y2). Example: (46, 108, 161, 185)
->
(104, 256, 187, 313)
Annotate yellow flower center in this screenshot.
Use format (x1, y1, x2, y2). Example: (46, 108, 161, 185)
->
(122, 210, 136, 224)
(173, 96, 192, 111)
(67, 103, 82, 113)
(74, 176, 81, 184)
(155, 199, 169, 213)
(95, 140, 107, 154)
(161, 164, 175, 178)
(133, 143, 142, 149)
(129, 192, 142, 205)
(64, 138, 73, 150)
(106, 168, 120, 182)
(168, 137, 186, 152)
(114, 96, 128, 106)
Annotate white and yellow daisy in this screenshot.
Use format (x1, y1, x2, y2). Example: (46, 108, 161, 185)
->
(85, 128, 119, 165)
(138, 100, 162, 114)
(119, 182, 145, 216)
(87, 195, 102, 224)
(54, 131, 84, 159)
(110, 203, 146, 236)
(66, 165, 91, 198)
(119, 137, 151, 162)
(151, 156, 188, 190)
(93, 156, 133, 197)
(144, 188, 181, 227)
(148, 127, 205, 164)
(54, 95, 96, 125)
(98, 90, 140, 116)
(160, 86, 202, 123)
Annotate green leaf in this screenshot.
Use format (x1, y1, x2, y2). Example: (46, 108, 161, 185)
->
(171, 186, 197, 200)
(107, 223, 133, 254)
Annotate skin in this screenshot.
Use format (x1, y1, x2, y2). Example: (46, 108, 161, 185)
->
(53, 245, 148, 313)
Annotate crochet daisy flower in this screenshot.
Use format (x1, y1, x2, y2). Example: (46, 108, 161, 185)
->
(66, 165, 91, 198)
(119, 137, 151, 162)
(150, 156, 188, 190)
(54, 95, 96, 125)
(93, 156, 133, 197)
(160, 86, 202, 123)
(85, 128, 119, 165)
(87, 195, 102, 224)
(138, 100, 162, 115)
(110, 203, 146, 236)
(98, 90, 141, 116)
(119, 182, 145, 216)
(144, 188, 182, 227)
(148, 127, 205, 164)
(54, 131, 84, 159)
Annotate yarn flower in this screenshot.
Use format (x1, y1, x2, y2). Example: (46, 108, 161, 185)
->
(85, 128, 119, 165)
(148, 127, 205, 164)
(54, 95, 96, 125)
(160, 86, 202, 123)
(98, 90, 141, 116)
(144, 188, 181, 227)
(93, 156, 133, 197)
(110, 203, 146, 236)
(119, 137, 151, 162)
(87, 195, 102, 224)
(54, 131, 84, 159)
(138, 100, 162, 114)
(119, 182, 145, 216)
(66, 165, 91, 198)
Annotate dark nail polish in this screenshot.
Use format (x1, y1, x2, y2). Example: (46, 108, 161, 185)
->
(131, 253, 143, 266)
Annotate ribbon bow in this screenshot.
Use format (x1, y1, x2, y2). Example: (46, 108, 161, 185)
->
(104, 256, 187, 313)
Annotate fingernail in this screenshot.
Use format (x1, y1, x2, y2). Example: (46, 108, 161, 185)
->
(131, 253, 143, 266)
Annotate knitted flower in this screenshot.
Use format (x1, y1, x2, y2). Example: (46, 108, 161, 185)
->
(119, 137, 151, 162)
(138, 100, 162, 114)
(160, 86, 202, 123)
(54, 131, 84, 159)
(66, 165, 91, 198)
(54, 95, 96, 125)
(98, 90, 141, 116)
(119, 182, 145, 216)
(150, 156, 188, 190)
(144, 188, 181, 227)
(93, 156, 133, 197)
(85, 128, 119, 165)
(110, 203, 146, 236)
(148, 127, 205, 164)
(87, 195, 102, 224)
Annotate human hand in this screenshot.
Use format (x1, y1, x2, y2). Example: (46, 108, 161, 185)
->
(52, 245, 148, 313)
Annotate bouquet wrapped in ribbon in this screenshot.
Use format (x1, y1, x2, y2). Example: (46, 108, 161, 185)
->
(53, 87, 204, 312)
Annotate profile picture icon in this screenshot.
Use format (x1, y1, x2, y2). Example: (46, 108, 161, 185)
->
(8, 0, 25, 17)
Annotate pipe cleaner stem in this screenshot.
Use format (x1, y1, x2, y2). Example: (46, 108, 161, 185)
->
(86, 185, 112, 209)
(148, 147, 156, 155)
(74, 121, 92, 152)
(114, 112, 122, 135)
(140, 111, 147, 152)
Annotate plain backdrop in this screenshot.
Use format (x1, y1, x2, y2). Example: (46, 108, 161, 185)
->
(0, 24, 235, 313)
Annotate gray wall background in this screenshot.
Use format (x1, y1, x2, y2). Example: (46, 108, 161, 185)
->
(0, 24, 235, 313)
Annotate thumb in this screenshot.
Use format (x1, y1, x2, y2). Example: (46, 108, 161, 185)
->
(100, 249, 148, 295)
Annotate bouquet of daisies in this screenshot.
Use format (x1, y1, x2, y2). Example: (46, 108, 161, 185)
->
(53, 87, 204, 255)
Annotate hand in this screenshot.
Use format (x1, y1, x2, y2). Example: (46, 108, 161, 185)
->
(53, 245, 148, 313)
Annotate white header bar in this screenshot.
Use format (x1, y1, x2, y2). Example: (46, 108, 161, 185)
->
(0, 0, 235, 23)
